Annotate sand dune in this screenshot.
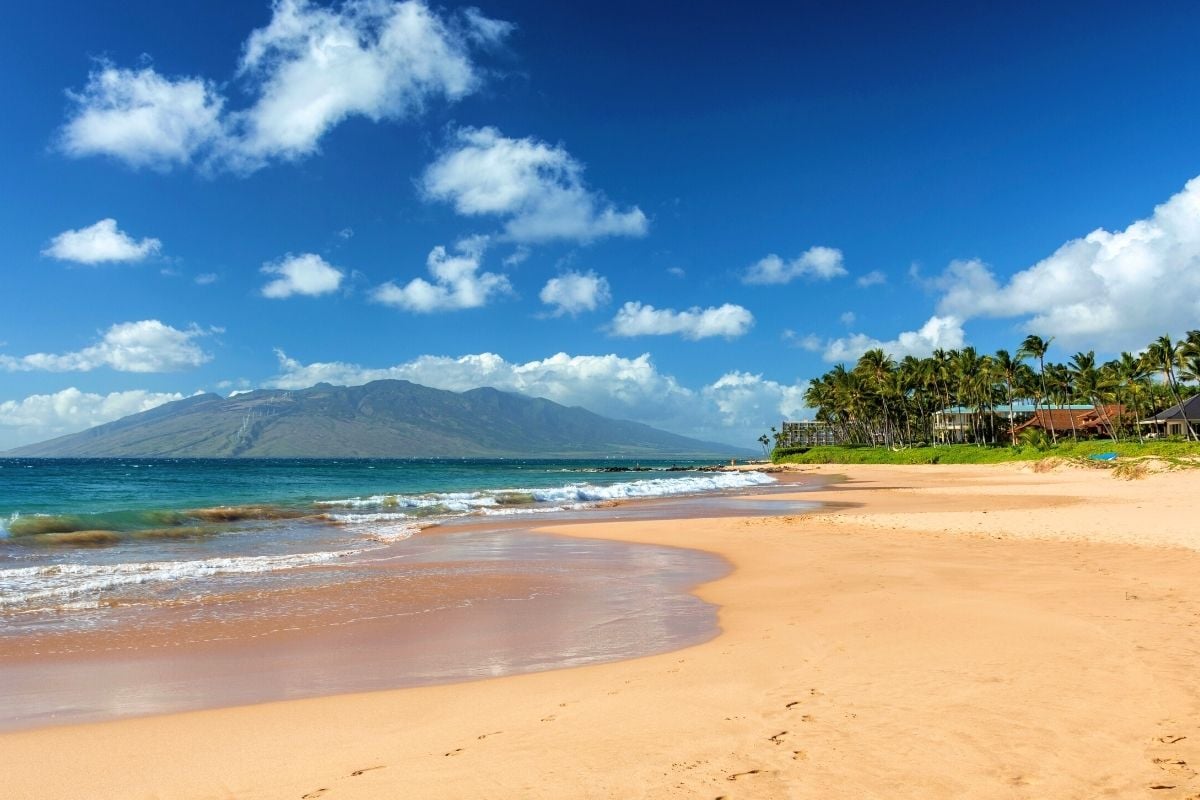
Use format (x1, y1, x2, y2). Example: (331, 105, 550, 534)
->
(4, 464, 1200, 798)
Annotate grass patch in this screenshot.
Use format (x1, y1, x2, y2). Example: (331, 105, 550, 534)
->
(773, 440, 1200, 466)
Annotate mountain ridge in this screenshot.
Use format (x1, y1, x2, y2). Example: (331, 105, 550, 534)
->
(7, 380, 751, 458)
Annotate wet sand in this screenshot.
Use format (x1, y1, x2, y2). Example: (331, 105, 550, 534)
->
(4, 463, 1200, 798)
(0, 528, 729, 731)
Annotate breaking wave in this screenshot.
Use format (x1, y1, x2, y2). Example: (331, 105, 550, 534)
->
(0, 548, 364, 610)
(320, 470, 775, 513)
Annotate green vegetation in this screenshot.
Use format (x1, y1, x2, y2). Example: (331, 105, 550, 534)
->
(780, 330, 1200, 449)
(775, 440, 1200, 466)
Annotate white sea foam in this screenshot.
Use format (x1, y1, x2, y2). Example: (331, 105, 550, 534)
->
(323, 512, 422, 543)
(320, 471, 775, 513)
(528, 471, 775, 503)
(0, 548, 364, 609)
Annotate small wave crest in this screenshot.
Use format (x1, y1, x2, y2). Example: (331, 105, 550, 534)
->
(319, 470, 775, 515)
(0, 548, 364, 610)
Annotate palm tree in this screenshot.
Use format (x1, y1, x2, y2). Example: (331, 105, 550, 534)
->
(953, 347, 991, 444)
(1046, 363, 1078, 441)
(1110, 352, 1150, 443)
(855, 349, 896, 447)
(1145, 335, 1196, 441)
(1018, 334, 1055, 443)
(993, 349, 1022, 445)
(1070, 351, 1117, 440)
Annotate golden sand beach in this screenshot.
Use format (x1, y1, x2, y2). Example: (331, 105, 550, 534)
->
(5, 463, 1200, 799)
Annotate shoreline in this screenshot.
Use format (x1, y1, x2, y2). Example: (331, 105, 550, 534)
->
(0, 476, 815, 732)
(5, 464, 1200, 798)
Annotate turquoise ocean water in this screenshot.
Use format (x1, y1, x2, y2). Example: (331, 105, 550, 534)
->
(0, 458, 774, 633)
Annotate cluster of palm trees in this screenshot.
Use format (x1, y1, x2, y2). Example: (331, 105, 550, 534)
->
(795, 332, 1200, 448)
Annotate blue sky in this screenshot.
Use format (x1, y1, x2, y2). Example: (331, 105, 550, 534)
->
(3, 0, 1200, 449)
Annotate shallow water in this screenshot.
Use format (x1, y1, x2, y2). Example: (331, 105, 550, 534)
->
(0, 459, 818, 730)
(0, 458, 774, 631)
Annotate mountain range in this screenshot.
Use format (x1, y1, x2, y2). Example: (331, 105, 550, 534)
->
(6, 380, 750, 458)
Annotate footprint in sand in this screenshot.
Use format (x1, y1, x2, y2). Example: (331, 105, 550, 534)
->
(350, 766, 385, 777)
(768, 731, 787, 745)
(477, 731, 502, 740)
(444, 748, 464, 757)
(726, 769, 764, 781)
(301, 790, 327, 799)
(541, 714, 556, 722)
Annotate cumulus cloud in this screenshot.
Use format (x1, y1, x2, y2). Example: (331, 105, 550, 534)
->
(539, 270, 611, 316)
(0, 320, 213, 373)
(260, 253, 344, 298)
(421, 126, 648, 243)
(934, 176, 1200, 349)
(856, 269, 886, 288)
(813, 315, 965, 363)
(58, 65, 225, 169)
(742, 246, 846, 285)
(610, 302, 753, 340)
(0, 388, 188, 450)
(57, 1, 510, 173)
(42, 218, 162, 264)
(267, 349, 808, 446)
(702, 371, 809, 430)
(194, 272, 219, 285)
(372, 237, 510, 312)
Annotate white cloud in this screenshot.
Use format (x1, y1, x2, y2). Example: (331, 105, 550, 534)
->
(267, 349, 808, 446)
(840, 311, 856, 325)
(503, 247, 530, 266)
(372, 237, 510, 312)
(194, 272, 218, 285)
(815, 315, 965, 363)
(227, 0, 512, 170)
(610, 301, 753, 340)
(782, 329, 823, 351)
(0, 320, 213, 373)
(58, 1, 510, 173)
(421, 126, 648, 243)
(742, 246, 846, 285)
(856, 269, 886, 288)
(42, 218, 162, 264)
(58, 65, 225, 169)
(667, 266, 686, 278)
(261, 253, 344, 298)
(539, 270, 611, 316)
(702, 371, 809, 430)
(0, 388, 188, 450)
(934, 175, 1200, 349)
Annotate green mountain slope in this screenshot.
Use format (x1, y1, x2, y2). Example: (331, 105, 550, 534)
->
(7, 380, 751, 458)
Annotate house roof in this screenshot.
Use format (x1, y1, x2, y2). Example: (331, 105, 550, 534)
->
(1147, 394, 1200, 422)
(1013, 405, 1125, 434)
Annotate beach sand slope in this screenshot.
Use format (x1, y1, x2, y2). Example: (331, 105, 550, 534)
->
(3, 464, 1200, 799)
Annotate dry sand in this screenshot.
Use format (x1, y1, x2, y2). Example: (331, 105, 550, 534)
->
(4, 463, 1200, 799)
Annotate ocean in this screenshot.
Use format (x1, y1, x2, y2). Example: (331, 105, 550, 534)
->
(0, 458, 774, 635)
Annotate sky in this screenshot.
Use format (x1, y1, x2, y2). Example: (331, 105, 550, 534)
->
(3, 0, 1200, 450)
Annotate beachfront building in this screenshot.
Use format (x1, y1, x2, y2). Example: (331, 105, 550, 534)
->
(932, 403, 1095, 443)
(1012, 404, 1126, 439)
(1140, 394, 1200, 438)
(778, 419, 840, 447)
